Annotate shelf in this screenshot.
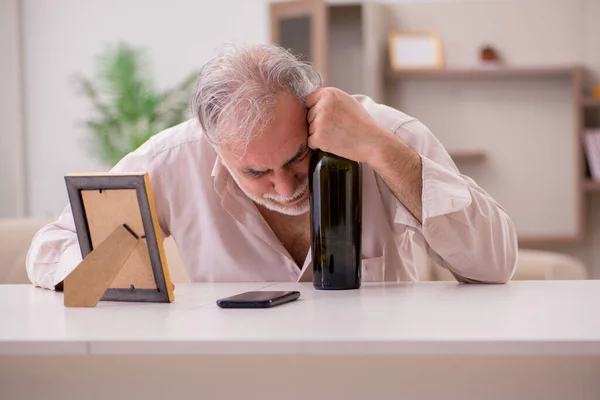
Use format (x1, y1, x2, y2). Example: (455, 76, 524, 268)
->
(583, 180, 600, 192)
(583, 97, 600, 108)
(385, 66, 580, 80)
(518, 234, 583, 246)
(448, 150, 486, 162)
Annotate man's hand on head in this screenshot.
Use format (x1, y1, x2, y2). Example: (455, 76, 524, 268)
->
(306, 87, 393, 165)
(307, 87, 423, 223)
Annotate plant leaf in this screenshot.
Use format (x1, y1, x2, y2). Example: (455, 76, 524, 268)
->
(74, 42, 195, 167)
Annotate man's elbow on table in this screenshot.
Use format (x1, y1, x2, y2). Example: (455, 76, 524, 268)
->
(427, 203, 519, 285)
(496, 229, 519, 284)
(455, 218, 519, 285)
(496, 222, 519, 284)
(480, 206, 519, 284)
(448, 242, 518, 285)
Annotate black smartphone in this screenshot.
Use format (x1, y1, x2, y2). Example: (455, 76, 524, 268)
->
(216, 290, 300, 309)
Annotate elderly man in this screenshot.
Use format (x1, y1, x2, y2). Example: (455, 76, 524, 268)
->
(26, 43, 517, 290)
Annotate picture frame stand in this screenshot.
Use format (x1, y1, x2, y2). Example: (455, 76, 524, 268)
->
(64, 224, 140, 307)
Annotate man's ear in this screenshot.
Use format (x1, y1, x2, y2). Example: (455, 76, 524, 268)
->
(217, 154, 229, 169)
(214, 149, 225, 165)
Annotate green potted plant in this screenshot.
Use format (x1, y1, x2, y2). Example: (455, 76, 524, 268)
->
(74, 42, 197, 166)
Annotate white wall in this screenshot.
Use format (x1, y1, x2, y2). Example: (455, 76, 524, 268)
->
(22, 0, 271, 217)
(0, 0, 26, 218)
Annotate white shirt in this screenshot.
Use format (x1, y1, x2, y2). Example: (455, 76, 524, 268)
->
(26, 95, 518, 290)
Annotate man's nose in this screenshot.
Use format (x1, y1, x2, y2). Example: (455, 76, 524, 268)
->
(272, 169, 298, 198)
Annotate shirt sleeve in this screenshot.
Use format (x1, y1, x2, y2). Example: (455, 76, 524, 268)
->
(25, 206, 82, 290)
(388, 118, 519, 284)
(25, 144, 159, 290)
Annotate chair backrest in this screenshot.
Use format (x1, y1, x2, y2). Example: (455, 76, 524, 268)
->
(0, 218, 191, 285)
(432, 248, 588, 281)
(0, 218, 55, 284)
(162, 236, 190, 284)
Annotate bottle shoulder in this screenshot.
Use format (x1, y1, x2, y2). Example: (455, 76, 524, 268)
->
(310, 151, 361, 171)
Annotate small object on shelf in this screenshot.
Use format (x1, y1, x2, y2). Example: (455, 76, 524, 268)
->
(593, 85, 600, 99)
(479, 45, 501, 68)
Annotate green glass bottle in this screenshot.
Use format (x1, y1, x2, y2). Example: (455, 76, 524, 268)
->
(309, 150, 362, 290)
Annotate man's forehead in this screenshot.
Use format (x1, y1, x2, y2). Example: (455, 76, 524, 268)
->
(246, 137, 293, 157)
(240, 141, 307, 171)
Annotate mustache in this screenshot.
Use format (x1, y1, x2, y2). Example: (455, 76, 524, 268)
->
(263, 178, 309, 203)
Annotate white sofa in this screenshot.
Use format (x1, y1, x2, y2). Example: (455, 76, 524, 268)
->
(0, 217, 588, 285)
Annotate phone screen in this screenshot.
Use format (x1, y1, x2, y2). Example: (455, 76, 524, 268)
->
(223, 291, 296, 302)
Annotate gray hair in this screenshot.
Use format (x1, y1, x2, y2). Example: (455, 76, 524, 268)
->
(190, 43, 323, 152)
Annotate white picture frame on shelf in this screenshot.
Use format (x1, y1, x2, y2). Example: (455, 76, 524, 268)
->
(388, 32, 444, 71)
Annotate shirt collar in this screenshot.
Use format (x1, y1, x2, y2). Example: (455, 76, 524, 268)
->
(211, 156, 256, 215)
(211, 158, 229, 198)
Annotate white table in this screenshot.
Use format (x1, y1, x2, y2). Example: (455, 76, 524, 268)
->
(1, 280, 600, 399)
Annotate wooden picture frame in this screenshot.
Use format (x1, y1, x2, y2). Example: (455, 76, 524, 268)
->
(64, 172, 174, 306)
(388, 31, 444, 71)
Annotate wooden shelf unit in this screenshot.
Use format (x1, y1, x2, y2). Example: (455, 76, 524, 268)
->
(448, 150, 486, 162)
(388, 65, 586, 245)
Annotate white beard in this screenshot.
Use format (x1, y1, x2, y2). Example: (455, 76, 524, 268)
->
(220, 158, 310, 216)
